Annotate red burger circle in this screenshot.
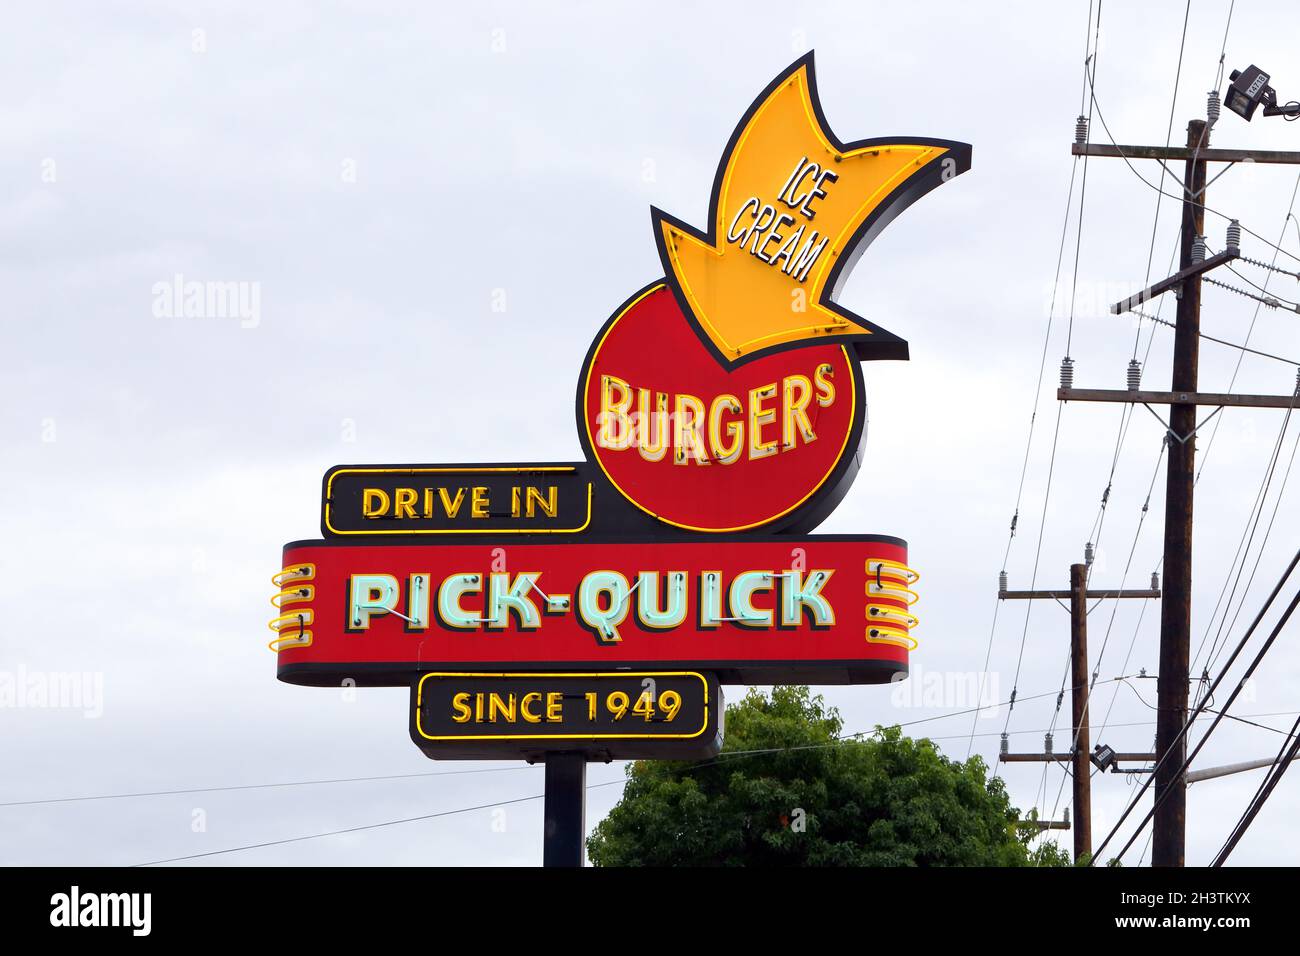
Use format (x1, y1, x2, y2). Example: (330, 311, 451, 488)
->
(578, 283, 864, 533)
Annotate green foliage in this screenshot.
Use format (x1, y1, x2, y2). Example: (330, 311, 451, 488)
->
(1028, 840, 1078, 867)
(587, 686, 1071, 867)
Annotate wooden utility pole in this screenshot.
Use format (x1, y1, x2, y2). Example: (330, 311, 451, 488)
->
(1063, 120, 1300, 864)
(1068, 562, 1091, 861)
(1151, 119, 1209, 868)
(998, 564, 1158, 863)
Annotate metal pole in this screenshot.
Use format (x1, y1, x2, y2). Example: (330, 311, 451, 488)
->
(1187, 754, 1300, 784)
(542, 752, 586, 867)
(1154, 119, 1208, 868)
(1069, 562, 1091, 863)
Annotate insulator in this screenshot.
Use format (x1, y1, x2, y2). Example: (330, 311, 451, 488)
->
(1127, 358, 1142, 391)
(1060, 356, 1075, 389)
(1063, 807, 1071, 825)
(1207, 89, 1222, 127)
(1226, 219, 1242, 252)
(1084, 541, 1095, 566)
(1294, 366, 1300, 397)
(1075, 115, 1088, 144)
(1192, 235, 1207, 264)
(1152, 571, 1160, 590)
(1044, 732, 1054, 754)
(999, 569, 1009, 592)
(1000, 732, 1009, 756)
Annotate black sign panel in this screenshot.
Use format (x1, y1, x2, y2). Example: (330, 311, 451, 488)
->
(323, 465, 595, 537)
(409, 671, 723, 760)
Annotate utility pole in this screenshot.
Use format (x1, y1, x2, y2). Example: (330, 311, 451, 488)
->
(1068, 562, 1091, 861)
(1063, 112, 1300, 865)
(998, 561, 1158, 863)
(1152, 118, 1208, 868)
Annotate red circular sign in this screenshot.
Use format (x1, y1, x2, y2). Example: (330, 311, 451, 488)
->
(579, 283, 862, 532)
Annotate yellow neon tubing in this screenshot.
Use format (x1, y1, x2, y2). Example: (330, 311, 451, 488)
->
(866, 559, 920, 584)
(866, 604, 919, 629)
(272, 563, 316, 587)
(268, 610, 314, 633)
(268, 630, 313, 653)
(270, 585, 314, 608)
(866, 623, 917, 650)
(866, 581, 919, 606)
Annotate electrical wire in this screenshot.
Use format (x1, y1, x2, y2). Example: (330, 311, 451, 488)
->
(1211, 0, 1235, 92)
(966, 0, 1100, 762)
(1135, 306, 1300, 365)
(1204, 422, 1300, 679)
(1093, 445, 1166, 743)
(1066, 3, 1103, 357)
(0, 765, 537, 809)
(1204, 274, 1300, 312)
(1092, 547, 1300, 864)
(1001, 5, 1106, 742)
(1085, 72, 1300, 267)
(1194, 171, 1300, 485)
(1211, 711, 1300, 865)
(965, 159, 1079, 760)
(129, 675, 1158, 867)
(1191, 402, 1299, 688)
(132, 781, 627, 867)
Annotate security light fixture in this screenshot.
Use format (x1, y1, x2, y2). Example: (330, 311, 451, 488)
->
(1092, 744, 1117, 772)
(1225, 65, 1300, 121)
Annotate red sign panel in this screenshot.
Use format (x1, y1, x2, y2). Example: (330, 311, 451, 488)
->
(272, 536, 916, 686)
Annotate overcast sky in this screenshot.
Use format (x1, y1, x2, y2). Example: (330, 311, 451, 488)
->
(4, 0, 1300, 867)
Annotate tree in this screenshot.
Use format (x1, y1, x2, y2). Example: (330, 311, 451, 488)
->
(587, 685, 1068, 866)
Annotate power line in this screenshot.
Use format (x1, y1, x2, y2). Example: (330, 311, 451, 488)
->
(1093, 547, 1300, 864)
(1211, 0, 1235, 92)
(1204, 274, 1300, 313)
(132, 782, 623, 867)
(13, 675, 1156, 818)
(1093, 443, 1167, 743)
(1204, 422, 1300, 678)
(1085, 71, 1300, 267)
(929, 709, 1300, 743)
(1193, 170, 1300, 486)
(130, 677, 1160, 867)
(1211, 711, 1300, 865)
(1066, 1, 1104, 357)
(1220, 256, 1300, 308)
(966, 0, 1101, 762)
(965, 160, 1077, 761)
(1191, 401, 1299, 687)
(0, 765, 537, 809)
(1134, 306, 1300, 365)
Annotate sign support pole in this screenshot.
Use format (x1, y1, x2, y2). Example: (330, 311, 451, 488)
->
(542, 752, 586, 867)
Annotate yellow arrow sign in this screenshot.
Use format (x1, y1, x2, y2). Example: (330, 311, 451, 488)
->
(652, 54, 971, 367)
